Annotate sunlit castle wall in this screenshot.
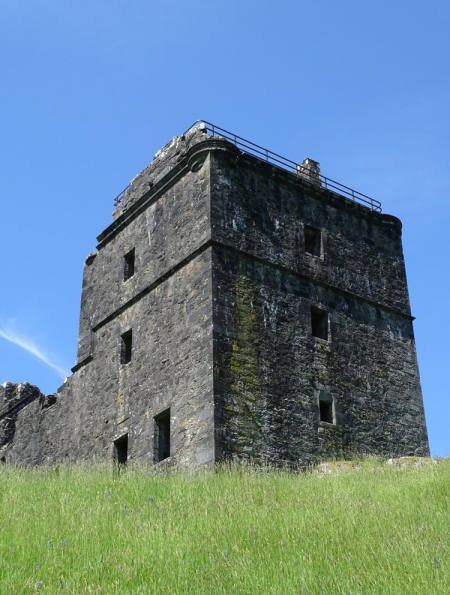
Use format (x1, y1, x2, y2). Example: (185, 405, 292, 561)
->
(0, 124, 429, 467)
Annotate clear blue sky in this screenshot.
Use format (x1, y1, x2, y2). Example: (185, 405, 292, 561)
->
(1, 1, 448, 456)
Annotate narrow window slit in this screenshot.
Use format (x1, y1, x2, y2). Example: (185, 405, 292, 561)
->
(120, 330, 132, 364)
(154, 409, 170, 463)
(123, 249, 135, 281)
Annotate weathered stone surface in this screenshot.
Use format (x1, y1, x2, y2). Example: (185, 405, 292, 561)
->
(208, 146, 428, 465)
(2, 123, 429, 467)
(0, 382, 44, 462)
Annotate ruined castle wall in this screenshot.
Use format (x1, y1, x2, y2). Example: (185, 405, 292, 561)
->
(5, 249, 214, 466)
(210, 149, 411, 314)
(0, 383, 43, 461)
(76, 148, 212, 368)
(112, 126, 210, 221)
(211, 248, 428, 465)
(209, 148, 428, 464)
(2, 133, 429, 468)
(5, 135, 216, 467)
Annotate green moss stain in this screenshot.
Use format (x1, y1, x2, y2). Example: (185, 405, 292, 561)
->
(309, 343, 348, 461)
(227, 277, 263, 459)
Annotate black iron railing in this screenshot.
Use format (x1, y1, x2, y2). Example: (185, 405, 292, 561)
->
(114, 185, 131, 207)
(114, 120, 382, 212)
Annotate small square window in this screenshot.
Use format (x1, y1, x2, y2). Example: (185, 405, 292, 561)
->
(304, 226, 322, 257)
(113, 434, 128, 465)
(319, 400, 334, 424)
(317, 391, 335, 425)
(154, 409, 170, 463)
(123, 249, 135, 281)
(311, 306, 328, 340)
(120, 330, 132, 364)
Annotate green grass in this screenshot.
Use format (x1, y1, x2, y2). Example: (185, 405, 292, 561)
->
(0, 459, 449, 594)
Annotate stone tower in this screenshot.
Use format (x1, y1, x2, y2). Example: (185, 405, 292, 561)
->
(0, 122, 429, 467)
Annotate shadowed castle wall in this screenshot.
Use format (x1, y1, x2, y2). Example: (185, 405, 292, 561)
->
(208, 146, 427, 464)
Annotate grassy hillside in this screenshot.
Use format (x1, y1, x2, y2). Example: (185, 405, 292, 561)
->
(0, 459, 449, 594)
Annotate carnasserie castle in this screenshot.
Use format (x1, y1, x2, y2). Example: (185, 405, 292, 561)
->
(0, 121, 429, 467)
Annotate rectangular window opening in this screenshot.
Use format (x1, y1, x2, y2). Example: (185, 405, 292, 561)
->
(120, 329, 132, 364)
(154, 409, 170, 463)
(123, 249, 135, 281)
(311, 306, 328, 340)
(319, 400, 334, 424)
(304, 226, 322, 257)
(113, 434, 128, 465)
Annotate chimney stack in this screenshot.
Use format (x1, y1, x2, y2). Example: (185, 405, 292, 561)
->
(295, 158, 321, 186)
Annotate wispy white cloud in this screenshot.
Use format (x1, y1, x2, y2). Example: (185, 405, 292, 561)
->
(0, 320, 70, 379)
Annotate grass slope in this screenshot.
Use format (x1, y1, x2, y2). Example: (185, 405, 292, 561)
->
(0, 460, 449, 594)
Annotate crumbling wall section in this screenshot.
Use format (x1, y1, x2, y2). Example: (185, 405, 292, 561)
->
(113, 124, 211, 220)
(0, 382, 47, 463)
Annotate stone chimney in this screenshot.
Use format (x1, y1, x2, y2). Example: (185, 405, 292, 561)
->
(295, 158, 321, 186)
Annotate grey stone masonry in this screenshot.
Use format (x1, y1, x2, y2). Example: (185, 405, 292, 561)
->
(1, 123, 429, 467)
(0, 382, 46, 463)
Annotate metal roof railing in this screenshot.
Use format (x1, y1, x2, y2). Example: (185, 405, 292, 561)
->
(114, 120, 382, 213)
